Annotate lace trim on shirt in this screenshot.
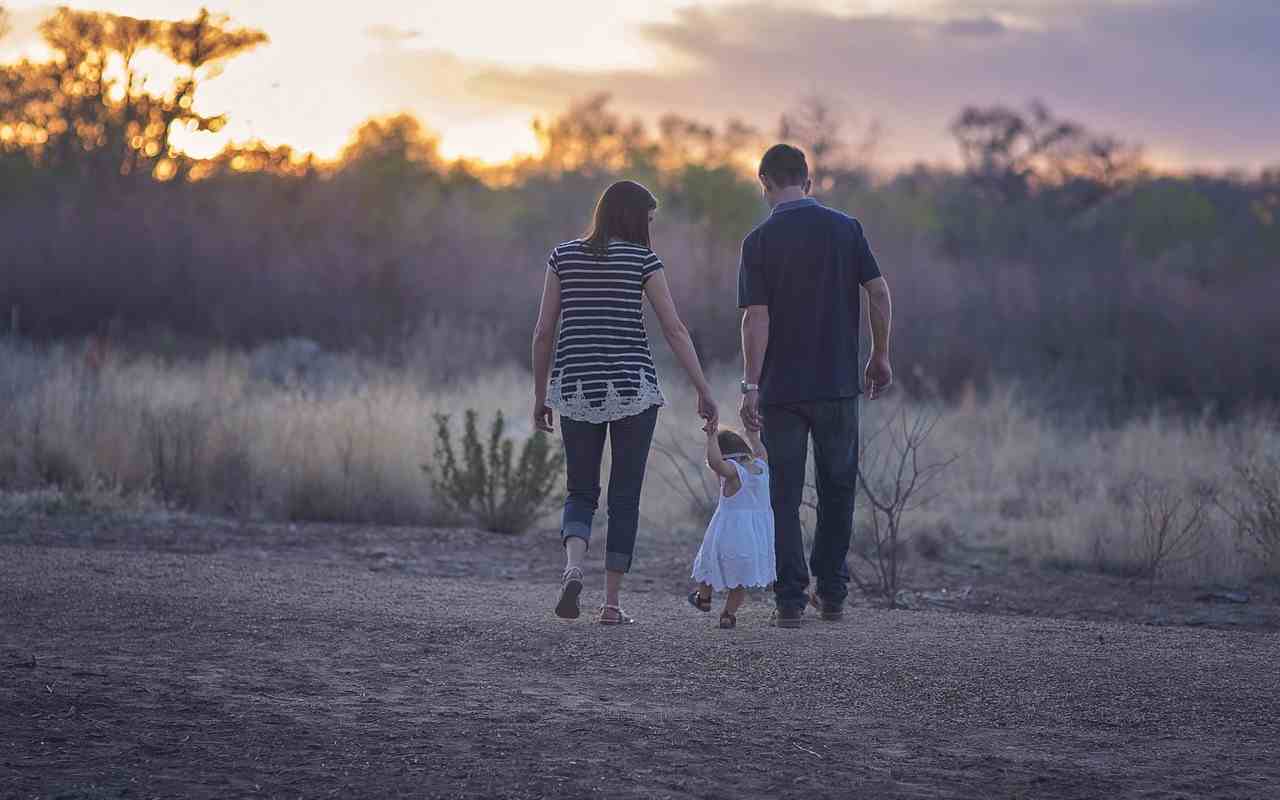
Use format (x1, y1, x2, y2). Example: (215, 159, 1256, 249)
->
(547, 371, 665, 424)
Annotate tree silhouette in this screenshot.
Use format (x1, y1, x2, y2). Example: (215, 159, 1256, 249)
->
(779, 95, 879, 194)
(950, 100, 1142, 209)
(340, 114, 441, 177)
(0, 7, 266, 181)
(531, 94, 652, 176)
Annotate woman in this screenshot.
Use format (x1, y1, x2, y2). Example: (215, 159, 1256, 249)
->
(532, 180, 718, 625)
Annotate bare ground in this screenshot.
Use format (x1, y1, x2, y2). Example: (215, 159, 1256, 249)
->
(2, 510, 1279, 799)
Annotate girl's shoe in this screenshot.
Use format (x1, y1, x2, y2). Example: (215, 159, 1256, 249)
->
(718, 611, 737, 629)
(555, 567, 584, 619)
(687, 590, 712, 613)
(596, 604, 636, 625)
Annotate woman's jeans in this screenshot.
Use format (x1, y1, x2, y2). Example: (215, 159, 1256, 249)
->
(559, 406, 659, 574)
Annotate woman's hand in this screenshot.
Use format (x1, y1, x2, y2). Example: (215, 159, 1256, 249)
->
(697, 390, 719, 432)
(534, 400, 555, 433)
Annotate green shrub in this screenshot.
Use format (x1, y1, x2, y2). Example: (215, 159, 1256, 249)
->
(426, 409, 564, 534)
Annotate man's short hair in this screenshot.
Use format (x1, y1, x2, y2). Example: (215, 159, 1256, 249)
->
(759, 144, 808, 188)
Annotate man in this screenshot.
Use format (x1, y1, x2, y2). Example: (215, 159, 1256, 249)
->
(738, 144, 893, 628)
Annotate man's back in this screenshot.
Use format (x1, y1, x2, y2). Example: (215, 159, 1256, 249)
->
(737, 198, 881, 406)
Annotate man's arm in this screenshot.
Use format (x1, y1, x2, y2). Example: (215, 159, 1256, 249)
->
(862, 276, 892, 399)
(740, 305, 769, 431)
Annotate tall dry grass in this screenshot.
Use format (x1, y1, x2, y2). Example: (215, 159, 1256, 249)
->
(1, 338, 1276, 584)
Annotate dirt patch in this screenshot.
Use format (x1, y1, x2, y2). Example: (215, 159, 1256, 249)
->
(2, 512, 1279, 798)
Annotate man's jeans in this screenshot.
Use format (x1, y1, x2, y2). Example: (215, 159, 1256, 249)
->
(559, 406, 659, 574)
(763, 398, 859, 611)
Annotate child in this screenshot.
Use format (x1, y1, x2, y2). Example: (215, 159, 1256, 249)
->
(688, 425, 776, 629)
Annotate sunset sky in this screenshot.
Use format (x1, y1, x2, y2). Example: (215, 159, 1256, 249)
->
(2, 0, 1276, 169)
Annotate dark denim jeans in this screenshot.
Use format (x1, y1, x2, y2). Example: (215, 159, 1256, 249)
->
(762, 398, 859, 611)
(559, 406, 659, 574)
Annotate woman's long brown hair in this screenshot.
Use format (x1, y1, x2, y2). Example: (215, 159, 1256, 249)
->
(584, 180, 658, 253)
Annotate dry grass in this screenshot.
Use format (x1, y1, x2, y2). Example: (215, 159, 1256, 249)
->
(1, 338, 1276, 584)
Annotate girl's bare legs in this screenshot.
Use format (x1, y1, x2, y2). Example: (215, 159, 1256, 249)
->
(724, 587, 747, 617)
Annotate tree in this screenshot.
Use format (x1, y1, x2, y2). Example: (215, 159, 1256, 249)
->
(531, 94, 652, 176)
(950, 101, 1082, 201)
(950, 100, 1142, 209)
(0, 7, 267, 180)
(779, 95, 879, 195)
(338, 113, 441, 180)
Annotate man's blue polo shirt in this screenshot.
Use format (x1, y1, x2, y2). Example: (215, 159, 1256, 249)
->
(737, 197, 882, 406)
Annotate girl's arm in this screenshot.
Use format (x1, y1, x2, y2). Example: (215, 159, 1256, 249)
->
(744, 428, 768, 461)
(705, 426, 738, 481)
(531, 268, 560, 432)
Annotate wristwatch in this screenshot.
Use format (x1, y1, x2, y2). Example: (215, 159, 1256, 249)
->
(740, 381, 759, 394)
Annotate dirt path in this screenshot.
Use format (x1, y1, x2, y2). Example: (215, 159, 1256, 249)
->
(2, 509, 1280, 793)
(2, 524, 1279, 800)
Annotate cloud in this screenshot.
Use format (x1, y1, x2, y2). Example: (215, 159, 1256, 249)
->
(940, 16, 1007, 37)
(358, 0, 1280, 168)
(364, 24, 423, 45)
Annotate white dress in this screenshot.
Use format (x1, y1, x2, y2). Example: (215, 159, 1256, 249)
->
(690, 458, 776, 591)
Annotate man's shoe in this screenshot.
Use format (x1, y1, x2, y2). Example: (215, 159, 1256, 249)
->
(808, 592, 845, 621)
(771, 608, 805, 628)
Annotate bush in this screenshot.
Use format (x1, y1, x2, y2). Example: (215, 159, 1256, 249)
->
(426, 409, 564, 534)
(1131, 476, 1214, 588)
(1221, 456, 1280, 576)
(853, 407, 958, 607)
(141, 404, 207, 507)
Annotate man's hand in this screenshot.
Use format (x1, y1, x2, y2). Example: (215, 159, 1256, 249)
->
(864, 353, 893, 400)
(739, 390, 762, 432)
(533, 401, 555, 433)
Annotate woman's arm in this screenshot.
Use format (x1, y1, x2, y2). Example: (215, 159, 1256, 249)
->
(705, 426, 738, 481)
(531, 268, 561, 432)
(644, 270, 718, 428)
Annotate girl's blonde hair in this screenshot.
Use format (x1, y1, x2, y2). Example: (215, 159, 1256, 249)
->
(716, 428, 752, 459)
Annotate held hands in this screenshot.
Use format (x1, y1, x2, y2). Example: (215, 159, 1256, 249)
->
(697, 389, 719, 432)
(739, 389, 762, 432)
(865, 352, 893, 400)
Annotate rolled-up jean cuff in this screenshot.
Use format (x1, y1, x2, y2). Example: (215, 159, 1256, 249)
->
(605, 551, 632, 573)
(562, 521, 591, 547)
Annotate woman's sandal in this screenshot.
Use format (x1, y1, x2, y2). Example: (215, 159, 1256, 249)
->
(719, 611, 737, 629)
(596, 604, 636, 626)
(555, 567, 584, 620)
(687, 590, 712, 613)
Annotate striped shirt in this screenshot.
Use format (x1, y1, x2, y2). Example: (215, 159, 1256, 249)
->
(546, 239, 666, 424)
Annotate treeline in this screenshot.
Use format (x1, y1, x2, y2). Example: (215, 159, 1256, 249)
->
(1, 7, 1278, 416)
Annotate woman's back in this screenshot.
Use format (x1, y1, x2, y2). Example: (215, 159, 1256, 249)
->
(547, 239, 666, 424)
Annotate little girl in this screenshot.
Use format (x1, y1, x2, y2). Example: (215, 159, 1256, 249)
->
(688, 425, 776, 629)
